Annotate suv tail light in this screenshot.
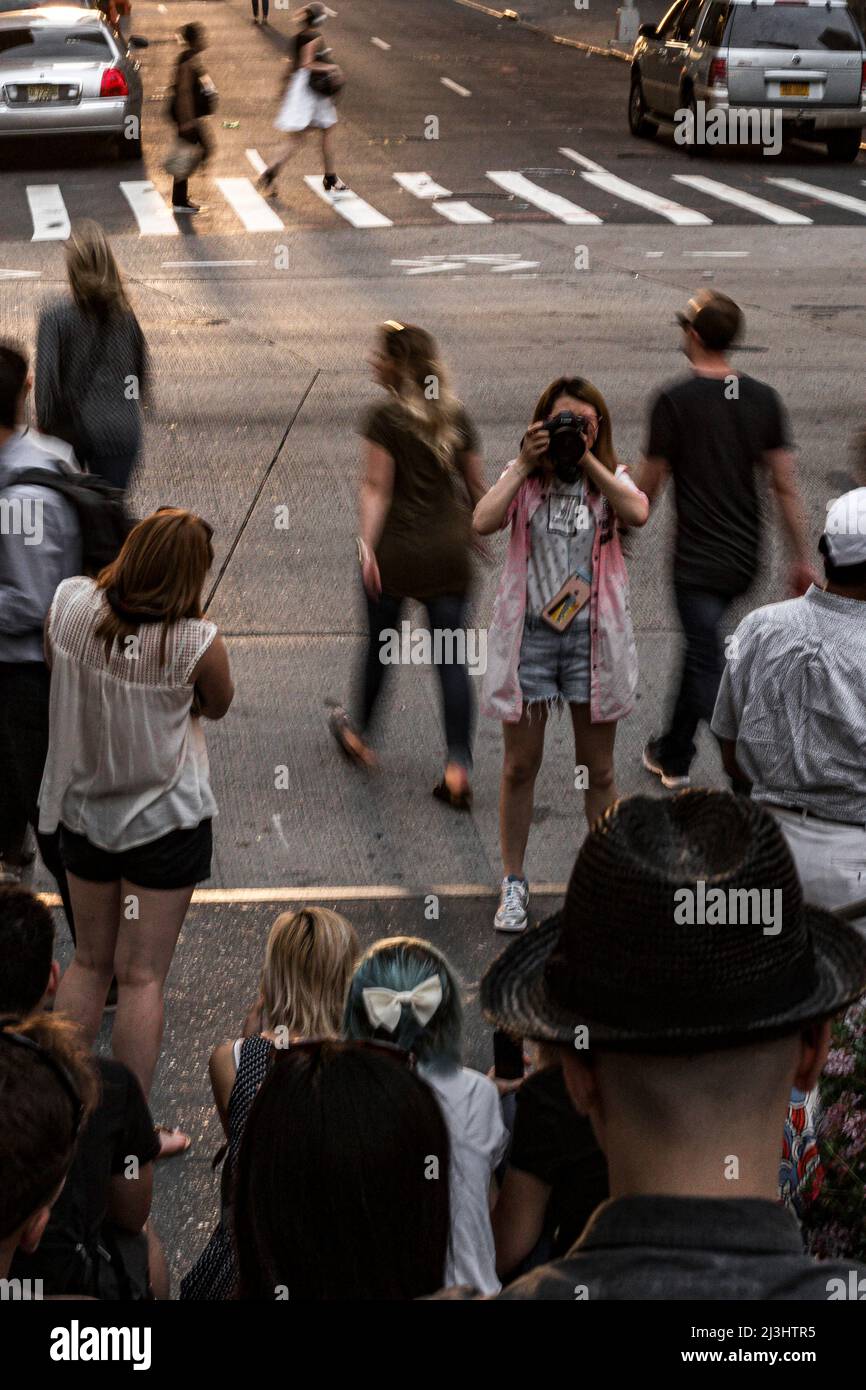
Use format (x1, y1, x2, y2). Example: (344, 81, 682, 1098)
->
(708, 58, 727, 88)
(99, 68, 128, 98)
(861, 59, 866, 96)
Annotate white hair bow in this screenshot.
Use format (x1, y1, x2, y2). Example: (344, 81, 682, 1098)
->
(362, 977, 443, 1034)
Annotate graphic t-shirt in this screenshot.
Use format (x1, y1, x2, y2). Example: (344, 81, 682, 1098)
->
(646, 372, 791, 596)
(525, 476, 595, 618)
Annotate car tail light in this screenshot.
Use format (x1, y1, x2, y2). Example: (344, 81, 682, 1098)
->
(708, 58, 727, 88)
(861, 59, 866, 96)
(100, 68, 128, 98)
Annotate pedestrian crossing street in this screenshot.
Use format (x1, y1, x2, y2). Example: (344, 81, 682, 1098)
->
(7, 145, 866, 238)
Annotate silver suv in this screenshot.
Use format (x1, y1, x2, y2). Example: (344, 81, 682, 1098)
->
(629, 0, 866, 161)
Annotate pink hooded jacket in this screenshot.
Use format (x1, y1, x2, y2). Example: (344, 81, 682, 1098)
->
(480, 462, 644, 725)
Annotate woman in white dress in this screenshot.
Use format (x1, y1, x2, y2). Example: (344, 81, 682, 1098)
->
(258, 3, 347, 194)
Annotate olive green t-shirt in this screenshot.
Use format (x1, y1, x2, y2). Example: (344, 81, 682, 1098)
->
(361, 399, 479, 600)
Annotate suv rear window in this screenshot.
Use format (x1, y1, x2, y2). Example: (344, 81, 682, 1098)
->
(0, 27, 111, 61)
(727, 4, 862, 50)
(699, 0, 732, 45)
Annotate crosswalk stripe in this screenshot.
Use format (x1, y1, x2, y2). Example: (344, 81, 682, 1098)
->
(245, 148, 268, 176)
(120, 181, 178, 235)
(583, 171, 710, 225)
(393, 172, 491, 223)
(766, 177, 866, 218)
(26, 185, 70, 241)
(302, 175, 392, 227)
(393, 172, 452, 199)
(486, 171, 602, 224)
(560, 146, 710, 224)
(432, 201, 492, 224)
(672, 174, 812, 225)
(216, 177, 284, 232)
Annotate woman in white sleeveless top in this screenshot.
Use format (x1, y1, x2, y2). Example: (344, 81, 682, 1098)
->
(42, 508, 234, 1154)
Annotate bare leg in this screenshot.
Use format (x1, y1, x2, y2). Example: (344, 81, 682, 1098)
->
(111, 880, 194, 1097)
(499, 707, 548, 878)
(321, 125, 335, 175)
(54, 875, 121, 1047)
(570, 702, 618, 828)
(263, 130, 305, 182)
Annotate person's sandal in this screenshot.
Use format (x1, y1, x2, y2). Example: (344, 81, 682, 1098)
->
(326, 705, 377, 768)
(154, 1125, 191, 1160)
(432, 779, 473, 813)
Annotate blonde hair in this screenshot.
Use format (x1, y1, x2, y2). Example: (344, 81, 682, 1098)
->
(66, 220, 129, 318)
(380, 322, 464, 468)
(261, 907, 359, 1038)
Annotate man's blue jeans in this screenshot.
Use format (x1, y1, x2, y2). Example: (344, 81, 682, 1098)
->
(657, 585, 732, 774)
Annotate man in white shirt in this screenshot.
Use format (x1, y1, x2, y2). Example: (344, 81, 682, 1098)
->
(712, 489, 866, 929)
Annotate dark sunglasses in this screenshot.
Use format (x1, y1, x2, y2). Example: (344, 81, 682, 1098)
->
(0, 1019, 85, 1144)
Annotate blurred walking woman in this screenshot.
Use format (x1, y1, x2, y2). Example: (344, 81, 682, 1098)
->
(35, 221, 147, 491)
(474, 377, 648, 933)
(41, 509, 234, 1153)
(258, 3, 346, 194)
(329, 321, 486, 810)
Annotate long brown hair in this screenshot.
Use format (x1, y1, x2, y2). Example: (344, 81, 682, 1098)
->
(531, 376, 618, 477)
(380, 321, 463, 467)
(66, 220, 130, 319)
(94, 507, 214, 665)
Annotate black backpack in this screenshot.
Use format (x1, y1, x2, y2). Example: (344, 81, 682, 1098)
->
(13, 463, 135, 576)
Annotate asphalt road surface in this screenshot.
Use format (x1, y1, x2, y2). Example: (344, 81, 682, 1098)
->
(2, 0, 866, 1290)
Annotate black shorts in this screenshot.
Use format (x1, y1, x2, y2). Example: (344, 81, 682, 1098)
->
(59, 819, 213, 890)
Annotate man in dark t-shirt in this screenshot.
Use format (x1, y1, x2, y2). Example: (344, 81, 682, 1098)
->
(636, 291, 813, 786)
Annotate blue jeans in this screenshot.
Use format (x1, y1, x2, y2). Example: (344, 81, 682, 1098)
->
(355, 590, 474, 770)
(658, 585, 731, 773)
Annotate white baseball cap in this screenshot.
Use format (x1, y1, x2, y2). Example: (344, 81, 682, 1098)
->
(822, 488, 866, 567)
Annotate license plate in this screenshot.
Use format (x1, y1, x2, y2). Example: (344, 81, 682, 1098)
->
(780, 82, 810, 97)
(27, 84, 58, 102)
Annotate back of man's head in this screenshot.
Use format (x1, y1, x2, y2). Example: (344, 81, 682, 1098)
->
(0, 1014, 98, 1252)
(0, 886, 55, 1017)
(692, 292, 742, 353)
(0, 342, 28, 432)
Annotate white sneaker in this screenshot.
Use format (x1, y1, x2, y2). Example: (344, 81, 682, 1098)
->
(494, 876, 529, 933)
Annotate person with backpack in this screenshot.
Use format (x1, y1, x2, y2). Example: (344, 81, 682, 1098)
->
(42, 508, 235, 1154)
(257, 4, 347, 196)
(166, 23, 216, 215)
(35, 222, 148, 492)
(0, 342, 81, 937)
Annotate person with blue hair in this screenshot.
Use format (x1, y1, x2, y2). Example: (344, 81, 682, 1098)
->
(344, 936, 508, 1295)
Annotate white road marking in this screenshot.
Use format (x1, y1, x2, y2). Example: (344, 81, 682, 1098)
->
(559, 146, 710, 225)
(0, 269, 41, 279)
(433, 200, 492, 223)
(490, 260, 541, 271)
(767, 177, 866, 218)
(245, 147, 268, 176)
(486, 170, 602, 224)
(303, 175, 392, 227)
(672, 174, 812, 225)
(441, 76, 471, 97)
(120, 180, 178, 235)
(393, 171, 452, 198)
(26, 184, 70, 241)
(216, 177, 284, 232)
(39, 884, 570, 906)
(160, 260, 261, 268)
(371, 36, 391, 50)
(392, 253, 539, 274)
(393, 173, 491, 222)
(686, 250, 750, 257)
(558, 146, 603, 173)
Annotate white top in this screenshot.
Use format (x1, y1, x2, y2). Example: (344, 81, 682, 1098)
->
(38, 576, 218, 851)
(419, 1064, 509, 1296)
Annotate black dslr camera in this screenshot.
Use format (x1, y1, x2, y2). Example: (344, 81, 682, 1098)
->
(544, 411, 589, 484)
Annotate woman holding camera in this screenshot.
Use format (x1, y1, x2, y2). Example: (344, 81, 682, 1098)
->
(258, 3, 347, 195)
(474, 377, 648, 934)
